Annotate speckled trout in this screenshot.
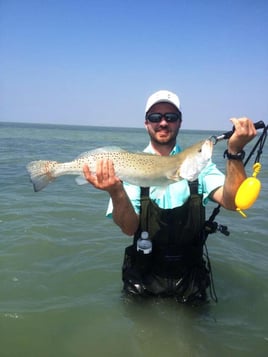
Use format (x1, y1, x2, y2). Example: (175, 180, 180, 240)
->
(26, 139, 213, 192)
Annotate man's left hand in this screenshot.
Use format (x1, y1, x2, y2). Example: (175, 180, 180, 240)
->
(228, 117, 257, 154)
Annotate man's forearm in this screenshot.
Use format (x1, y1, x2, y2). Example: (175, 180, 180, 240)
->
(221, 159, 247, 210)
(110, 186, 139, 236)
(211, 158, 247, 210)
(83, 162, 139, 235)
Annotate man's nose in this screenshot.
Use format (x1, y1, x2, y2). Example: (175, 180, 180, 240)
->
(159, 116, 169, 124)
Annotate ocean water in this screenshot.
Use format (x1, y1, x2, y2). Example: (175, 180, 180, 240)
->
(0, 122, 267, 357)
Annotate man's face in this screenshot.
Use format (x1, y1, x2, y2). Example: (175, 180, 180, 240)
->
(145, 102, 182, 146)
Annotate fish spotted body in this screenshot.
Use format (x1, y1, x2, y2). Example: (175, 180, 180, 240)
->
(26, 139, 213, 192)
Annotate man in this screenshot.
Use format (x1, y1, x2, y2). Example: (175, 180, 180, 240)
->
(83, 90, 256, 304)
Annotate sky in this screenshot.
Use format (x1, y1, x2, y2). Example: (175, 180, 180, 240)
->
(0, 0, 267, 130)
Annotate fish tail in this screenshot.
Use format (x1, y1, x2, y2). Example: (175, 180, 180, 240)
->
(26, 160, 58, 192)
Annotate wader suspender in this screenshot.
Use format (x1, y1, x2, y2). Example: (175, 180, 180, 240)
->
(139, 187, 150, 234)
(188, 180, 206, 242)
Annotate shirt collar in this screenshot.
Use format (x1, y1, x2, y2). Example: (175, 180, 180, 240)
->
(144, 142, 182, 155)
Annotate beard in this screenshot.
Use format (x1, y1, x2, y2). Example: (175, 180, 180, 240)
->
(148, 126, 179, 146)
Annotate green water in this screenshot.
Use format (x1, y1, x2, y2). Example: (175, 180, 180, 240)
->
(0, 122, 267, 356)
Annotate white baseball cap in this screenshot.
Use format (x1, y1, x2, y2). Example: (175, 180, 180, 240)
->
(145, 90, 181, 113)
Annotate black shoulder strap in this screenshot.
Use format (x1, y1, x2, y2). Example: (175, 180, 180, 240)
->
(188, 180, 199, 195)
(141, 186, 149, 198)
(135, 187, 150, 237)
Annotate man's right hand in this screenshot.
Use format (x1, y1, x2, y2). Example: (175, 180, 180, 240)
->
(83, 159, 122, 193)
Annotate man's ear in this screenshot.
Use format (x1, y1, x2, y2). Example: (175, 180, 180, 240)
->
(144, 119, 149, 131)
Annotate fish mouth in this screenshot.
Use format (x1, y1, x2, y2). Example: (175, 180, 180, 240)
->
(201, 139, 214, 158)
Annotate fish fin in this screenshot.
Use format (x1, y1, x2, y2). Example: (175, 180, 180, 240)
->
(166, 174, 181, 182)
(75, 175, 88, 185)
(179, 157, 200, 181)
(76, 146, 126, 159)
(26, 160, 57, 192)
(166, 169, 181, 182)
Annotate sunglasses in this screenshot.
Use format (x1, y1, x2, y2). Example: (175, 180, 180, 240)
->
(146, 112, 181, 123)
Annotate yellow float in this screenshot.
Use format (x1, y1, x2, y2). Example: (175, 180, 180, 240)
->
(235, 163, 262, 217)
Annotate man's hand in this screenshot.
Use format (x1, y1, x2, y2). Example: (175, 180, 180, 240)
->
(83, 159, 122, 193)
(228, 117, 257, 154)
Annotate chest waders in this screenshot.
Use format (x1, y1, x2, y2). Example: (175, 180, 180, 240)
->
(122, 182, 212, 304)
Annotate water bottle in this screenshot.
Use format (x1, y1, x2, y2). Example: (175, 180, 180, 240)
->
(136, 231, 152, 274)
(137, 231, 152, 254)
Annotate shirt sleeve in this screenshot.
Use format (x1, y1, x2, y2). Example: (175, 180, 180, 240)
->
(106, 182, 141, 218)
(198, 161, 225, 205)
